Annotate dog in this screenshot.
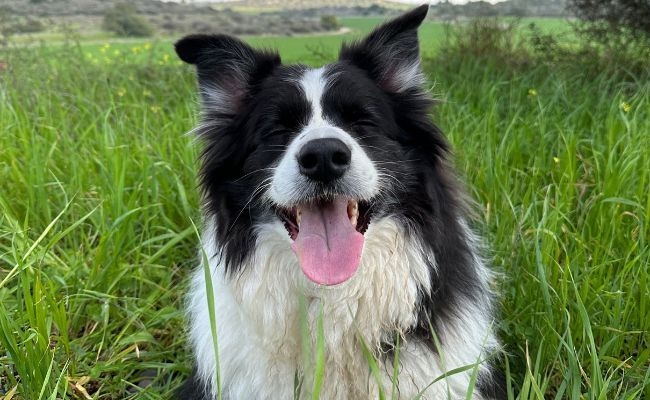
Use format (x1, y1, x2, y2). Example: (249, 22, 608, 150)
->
(174, 5, 505, 399)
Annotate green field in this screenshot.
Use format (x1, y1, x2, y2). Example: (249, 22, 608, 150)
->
(13, 16, 573, 63)
(1, 15, 648, 400)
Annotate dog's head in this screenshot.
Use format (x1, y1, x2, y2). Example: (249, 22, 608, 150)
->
(176, 5, 457, 286)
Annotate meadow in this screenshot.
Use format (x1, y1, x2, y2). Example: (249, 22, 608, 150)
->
(0, 16, 648, 399)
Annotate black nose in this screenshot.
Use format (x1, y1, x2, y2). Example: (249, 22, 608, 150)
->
(297, 138, 351, 182)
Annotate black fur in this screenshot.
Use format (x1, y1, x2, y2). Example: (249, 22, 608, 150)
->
(478, 367, 508, 400)
(175, 369, 211, 400)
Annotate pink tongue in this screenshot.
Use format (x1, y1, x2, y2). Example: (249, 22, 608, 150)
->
(291, 198, 364, 286)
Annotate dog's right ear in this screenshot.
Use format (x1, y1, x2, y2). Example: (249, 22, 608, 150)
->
(339, 5, 428, 94)
(175, 34, 281, 115)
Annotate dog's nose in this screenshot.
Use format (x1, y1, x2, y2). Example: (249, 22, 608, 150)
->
(297, 138, 351, 182)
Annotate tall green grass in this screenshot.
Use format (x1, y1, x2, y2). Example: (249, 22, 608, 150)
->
(0, 44, 199, 398)
(1, 21, 648, 399)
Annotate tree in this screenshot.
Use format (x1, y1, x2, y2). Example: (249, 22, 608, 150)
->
(568, 0, 650, 44)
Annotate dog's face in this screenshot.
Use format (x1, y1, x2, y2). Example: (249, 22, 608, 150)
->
(176, 5, 454, 286)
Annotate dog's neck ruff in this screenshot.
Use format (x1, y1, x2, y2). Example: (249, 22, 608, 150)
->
(187, 217, 495, 399)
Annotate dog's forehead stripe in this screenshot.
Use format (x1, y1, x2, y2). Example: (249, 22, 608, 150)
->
(299, 67, 328, 127)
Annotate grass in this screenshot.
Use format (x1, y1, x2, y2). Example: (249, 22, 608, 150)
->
(0, 44, 198, 398)
(1, 15, 649, 400)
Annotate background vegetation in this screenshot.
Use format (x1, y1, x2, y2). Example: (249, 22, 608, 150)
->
(1, 7, 648, 400)
(567, 0, 650, 60)
(102, 3, 154, 38)
(0, 0, 571, 42)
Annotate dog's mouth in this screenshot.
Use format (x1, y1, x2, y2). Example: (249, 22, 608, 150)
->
(275, 198, 372, 286)
(277, 198, 372, 240)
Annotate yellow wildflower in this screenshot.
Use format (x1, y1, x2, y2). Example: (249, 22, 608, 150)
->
(528, 88, 537, 97)
(619, 101, 631, 113)
(116, 88, 126, 97)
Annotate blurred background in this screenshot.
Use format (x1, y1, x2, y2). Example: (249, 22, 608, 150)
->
(1, 0, 570, 46)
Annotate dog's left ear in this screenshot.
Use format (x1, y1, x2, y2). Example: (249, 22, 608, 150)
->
(339, 5, 428, 93)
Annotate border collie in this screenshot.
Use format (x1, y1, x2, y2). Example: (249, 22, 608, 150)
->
(174, 5, 504, 399)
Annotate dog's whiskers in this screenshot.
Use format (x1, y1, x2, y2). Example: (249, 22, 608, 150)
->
(226, 177, 273, 234)
(232, 168, 275, 183)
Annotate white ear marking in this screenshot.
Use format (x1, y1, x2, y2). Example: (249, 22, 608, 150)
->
(390, 61, 426, 93)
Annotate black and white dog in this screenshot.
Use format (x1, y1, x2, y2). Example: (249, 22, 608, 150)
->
(174, 5, 504, 399)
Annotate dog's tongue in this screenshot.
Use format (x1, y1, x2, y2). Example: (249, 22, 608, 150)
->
(291, 198, 364, 286)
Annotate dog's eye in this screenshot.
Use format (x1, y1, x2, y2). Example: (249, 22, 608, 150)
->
(273, 108, 307, 133)
(266, 126, 288, 137)
(340, 104, 374, 127)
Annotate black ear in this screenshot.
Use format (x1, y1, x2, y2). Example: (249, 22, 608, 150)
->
(175, 34, 281, 115)
(339, 5, 428, 93)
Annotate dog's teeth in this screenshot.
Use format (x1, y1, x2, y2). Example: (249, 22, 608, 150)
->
(296, 209, 301, 227)
(347, 200, 359, 228)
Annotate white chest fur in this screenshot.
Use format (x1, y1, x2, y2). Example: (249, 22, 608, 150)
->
(187, 217, 494, 399)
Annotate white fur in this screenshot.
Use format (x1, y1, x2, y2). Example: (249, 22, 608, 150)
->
(269, 67, 379, 207)
(200, 82, 232, 115)
(390, 61, 427, 94)
(186, 83, 235, 139)
(188, 216, 497, 399)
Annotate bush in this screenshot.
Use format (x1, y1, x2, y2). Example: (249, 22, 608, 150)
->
(102, 3, 154, 38)
(320, 15, 340, 31)
(0, 16, 46, 36)
(569, 0, 650, 37)
(568, 0, 650, 58)
(438, 19, 531, 68)
(437, 17, 649, 79)
(14, 17, 46, 34)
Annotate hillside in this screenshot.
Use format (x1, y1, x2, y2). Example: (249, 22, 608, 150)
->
(0, 0, 569, 43)
(0, 0, 365, 38)
(1, 0, 569, 16)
